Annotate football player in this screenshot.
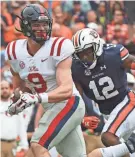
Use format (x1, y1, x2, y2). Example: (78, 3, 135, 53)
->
(5, 4, 86, 157)
(72, 28, 135, 157)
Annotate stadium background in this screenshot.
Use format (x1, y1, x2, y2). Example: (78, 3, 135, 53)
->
(1, 1, 135, 157)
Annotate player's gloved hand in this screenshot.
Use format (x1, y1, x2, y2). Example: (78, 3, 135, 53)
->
(10, 90, 23, 105)
(82, 116, 100, 130)
(125, 132, 135, 154)
(7, 91, 23, 115)
(7, 93, 40, 115)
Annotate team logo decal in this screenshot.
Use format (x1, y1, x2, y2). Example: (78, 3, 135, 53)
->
(100, 65, 106, 70)
(84, 69, 91, 76)
(19, 61, 25, 69)
(28, 66, 39, 72)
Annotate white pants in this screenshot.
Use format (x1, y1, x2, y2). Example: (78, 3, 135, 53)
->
(102, 91, 135, 139)
(31, 96, 86, 157)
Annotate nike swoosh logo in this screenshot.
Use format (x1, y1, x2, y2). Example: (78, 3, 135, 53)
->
(41, 58, 48, 62)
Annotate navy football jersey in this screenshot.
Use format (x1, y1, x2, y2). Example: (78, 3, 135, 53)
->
(72, 44, 129, 114)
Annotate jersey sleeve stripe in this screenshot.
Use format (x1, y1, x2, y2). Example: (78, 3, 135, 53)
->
(12, 41, 17, 59)
(121, 54, 129, 61)
(120, 48, 129, 60)
(74, 32, 79, 47)
(7, 43, 12, 60)
(120, 46, 124, 51)
(57, 38, 66, 56)
(50, 37, 59, 56)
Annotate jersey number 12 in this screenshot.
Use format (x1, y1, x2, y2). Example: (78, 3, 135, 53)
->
(89, 76, 119, 100)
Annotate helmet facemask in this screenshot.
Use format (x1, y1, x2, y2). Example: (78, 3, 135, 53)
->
(74, 41, 100, 69)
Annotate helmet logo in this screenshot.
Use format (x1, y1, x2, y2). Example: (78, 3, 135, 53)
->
(19, 61, 25, 69)
(89, 30, 98, 38)
(84, 69, 91, 76)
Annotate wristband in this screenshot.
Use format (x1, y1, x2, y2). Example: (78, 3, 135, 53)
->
(39, 93, 48, 103)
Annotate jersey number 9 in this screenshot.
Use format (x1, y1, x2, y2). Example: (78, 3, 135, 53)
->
(28, 73, 47, 93)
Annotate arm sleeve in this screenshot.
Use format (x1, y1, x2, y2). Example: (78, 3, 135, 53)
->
(53, 38, 75, 67)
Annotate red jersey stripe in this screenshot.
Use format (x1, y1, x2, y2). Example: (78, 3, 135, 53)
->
(7, 43, 12, 60)
(12, 41, 17, 59)
(50, 37, 59, 56)
(57, 38, 66, 56)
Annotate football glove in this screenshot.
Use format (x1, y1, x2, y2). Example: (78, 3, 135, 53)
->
(8, 92, 40, 115)
(82, 116, 100, 130)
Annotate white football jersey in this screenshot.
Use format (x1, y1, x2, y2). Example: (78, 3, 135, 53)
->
(5, 37, 79, 98)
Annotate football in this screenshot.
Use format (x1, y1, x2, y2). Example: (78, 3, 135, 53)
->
(12, 87, 32, 103)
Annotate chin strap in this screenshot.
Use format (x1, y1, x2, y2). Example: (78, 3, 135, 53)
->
(15, 15, 23, 33)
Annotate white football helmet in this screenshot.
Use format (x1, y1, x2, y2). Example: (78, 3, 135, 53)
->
(72, 28, 104, 69)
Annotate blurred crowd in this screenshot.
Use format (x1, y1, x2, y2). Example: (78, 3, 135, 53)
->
(1, 1, 135, 157)
(1, 1, 135, 49)
(1, 0, 135, 82)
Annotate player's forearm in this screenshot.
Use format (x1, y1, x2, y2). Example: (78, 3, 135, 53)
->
(47, 84, 73, 103)
(39, 84, 73, 103)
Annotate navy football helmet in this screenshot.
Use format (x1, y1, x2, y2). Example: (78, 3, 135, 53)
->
(16, 4, 52, 43)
